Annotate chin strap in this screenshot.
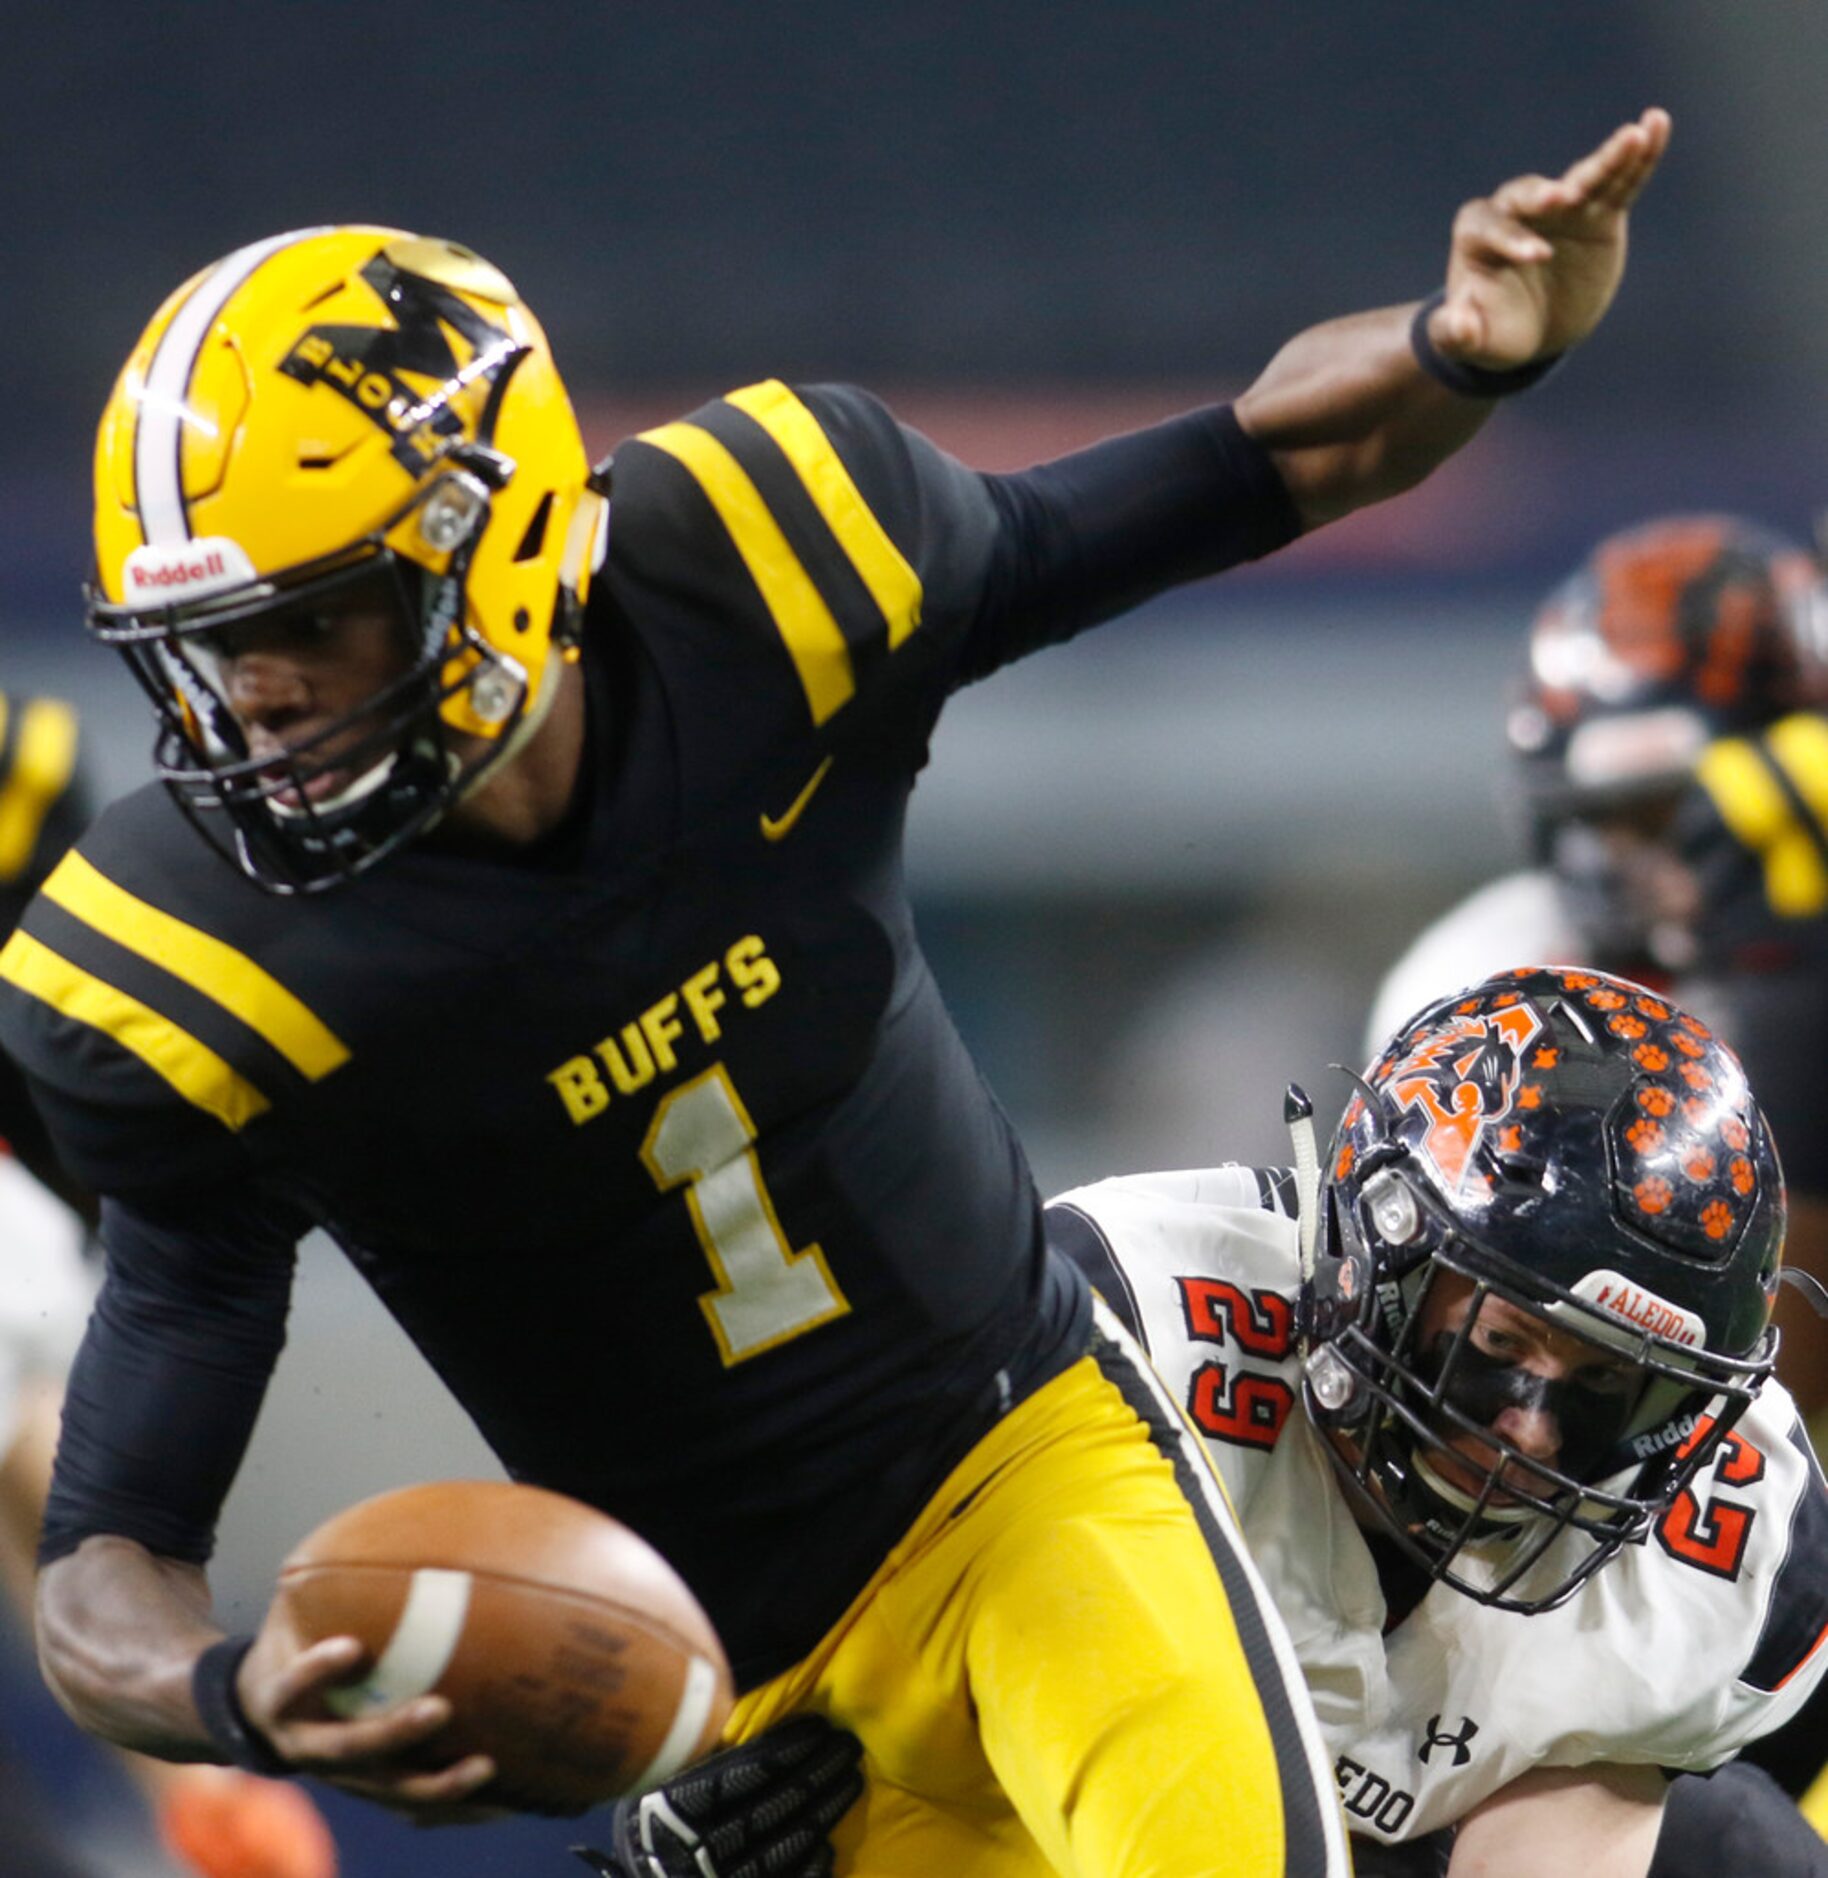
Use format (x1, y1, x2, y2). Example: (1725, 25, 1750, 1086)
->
(1284, 1083, 1321, 1287)
(1779, 1266, 1828, 1320)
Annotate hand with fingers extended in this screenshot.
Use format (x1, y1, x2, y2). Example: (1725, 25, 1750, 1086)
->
(217, 1619, 505, 1825)
(572, 1714, 864, 1878)
(1430, 106, 1671, 372)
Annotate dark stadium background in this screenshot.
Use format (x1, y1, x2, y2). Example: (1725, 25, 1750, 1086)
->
(7, 5, 1828, 1872)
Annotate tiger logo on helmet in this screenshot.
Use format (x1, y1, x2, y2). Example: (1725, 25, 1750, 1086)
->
(88, 227, 610, 891)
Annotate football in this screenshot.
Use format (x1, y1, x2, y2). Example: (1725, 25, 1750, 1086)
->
(273, 1480, 733, 1814)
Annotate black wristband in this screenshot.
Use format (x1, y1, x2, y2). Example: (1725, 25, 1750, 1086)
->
(1409, 290, 1564, 398)
(192, 1635, 289, 1776)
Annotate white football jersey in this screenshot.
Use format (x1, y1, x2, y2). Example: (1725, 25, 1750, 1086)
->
(1047, 1167, 1828, 1844)
(1365, 871, 1580, 1059)
(0, 1152, 91, 1456)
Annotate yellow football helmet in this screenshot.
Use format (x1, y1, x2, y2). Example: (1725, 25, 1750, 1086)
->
(88, 226, 609, 892)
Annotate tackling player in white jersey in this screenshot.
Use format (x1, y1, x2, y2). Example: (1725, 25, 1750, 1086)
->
(584, 962, 1828, 1877)
(1051, 965, 1828, 1877)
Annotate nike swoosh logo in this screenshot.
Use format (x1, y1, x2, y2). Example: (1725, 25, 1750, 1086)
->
(760, 756, 834, 842)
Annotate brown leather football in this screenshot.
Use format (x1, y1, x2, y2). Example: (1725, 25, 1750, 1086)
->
(273, 1480, 732, 1814)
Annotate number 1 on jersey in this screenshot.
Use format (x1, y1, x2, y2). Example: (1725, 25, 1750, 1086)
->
(641, 1065, 850, 1364)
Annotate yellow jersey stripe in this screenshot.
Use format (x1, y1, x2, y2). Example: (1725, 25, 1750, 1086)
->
(723, 381, 924, 650)
(638, 420, 856, 726)
(0, 929, 269, 1131)
(0, 700, 78, 883)
(41, 851, 350, 1080)
(1697, 733, 1828, 918)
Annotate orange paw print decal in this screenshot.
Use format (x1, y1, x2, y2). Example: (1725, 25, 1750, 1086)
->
(1635, 1177, 1674, 1215)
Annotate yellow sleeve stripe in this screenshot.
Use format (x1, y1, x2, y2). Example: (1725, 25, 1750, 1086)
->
(723, 381, 924, 651)
(638, 419, 856, 726)
(0, 929, 269, 1131)
(1697, 730, 1828, 918)
(0, 700, 78, 883)
(39, 851, 350, 1081)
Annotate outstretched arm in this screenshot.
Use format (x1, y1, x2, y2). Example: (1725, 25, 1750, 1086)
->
(959, 113, 1670, 679)
(1236, 109, 1670, 530)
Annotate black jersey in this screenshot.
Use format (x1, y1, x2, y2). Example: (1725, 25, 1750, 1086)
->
(0, 383, 1296, 1683)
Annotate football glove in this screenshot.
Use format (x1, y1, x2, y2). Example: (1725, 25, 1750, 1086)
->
(572, 1714, 863, 1878)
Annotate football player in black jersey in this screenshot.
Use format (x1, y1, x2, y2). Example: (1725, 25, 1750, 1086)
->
(0, 111, 1668, 1876)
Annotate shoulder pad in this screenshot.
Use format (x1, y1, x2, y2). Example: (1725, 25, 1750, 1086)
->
(610, 381, 995, 735)
(0, 788, 349, 1198)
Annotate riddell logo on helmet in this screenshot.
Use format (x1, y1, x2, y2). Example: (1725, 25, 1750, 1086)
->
(132, 550, 226, 589)
(122, 538, 257, 602)
(1571, 1269, 1705, 1349)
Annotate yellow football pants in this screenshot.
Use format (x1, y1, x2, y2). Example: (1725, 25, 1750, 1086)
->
(729, 1300, 1349, 1877)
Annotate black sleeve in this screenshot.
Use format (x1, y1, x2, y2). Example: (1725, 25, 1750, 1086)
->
(959, 404, 1301, 684)
(39, 1185, 307, 1567)
(1741, 1656, 1828, 1797)
(1651, 1764, 1828, 1878)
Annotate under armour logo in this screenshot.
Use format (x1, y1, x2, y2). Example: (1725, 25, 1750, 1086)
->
(1418, 1713, 1479, 1767)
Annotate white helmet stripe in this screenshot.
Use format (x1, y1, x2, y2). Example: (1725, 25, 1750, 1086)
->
(133, 227, 331, 549)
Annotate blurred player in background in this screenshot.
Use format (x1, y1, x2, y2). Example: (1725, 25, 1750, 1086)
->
(1046, 966, 1828, 1878)
(0, 686, 95, 1215)
(0, 693, 336, 1878)
(0, 114, 1667, 1877)
(1367, 515, 1828, 1417)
